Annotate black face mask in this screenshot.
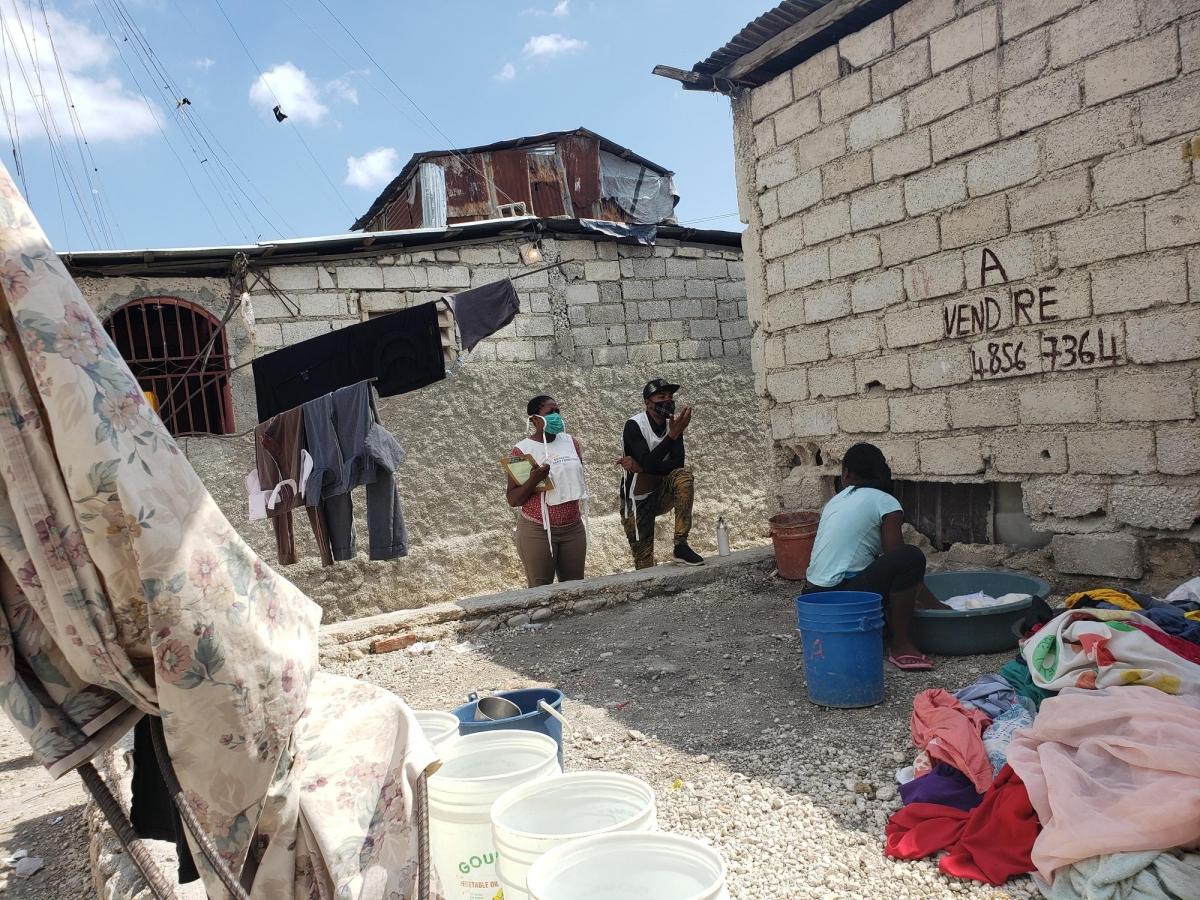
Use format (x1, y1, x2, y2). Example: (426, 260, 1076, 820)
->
(653, 400, 676, 417)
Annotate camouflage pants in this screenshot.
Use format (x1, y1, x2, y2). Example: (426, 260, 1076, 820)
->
(622, 467, 694, 569)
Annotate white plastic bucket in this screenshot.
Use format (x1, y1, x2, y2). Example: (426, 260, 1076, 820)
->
(490, 772, 657, 900)
(428, 730, 561, 900)
(526, 832, 729, 900)
(413, 709, 460, 748)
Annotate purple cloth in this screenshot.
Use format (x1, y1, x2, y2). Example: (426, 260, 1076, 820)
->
(899, 763, 985, 811)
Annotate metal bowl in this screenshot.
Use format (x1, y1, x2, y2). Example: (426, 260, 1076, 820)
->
(473, 695, 522, 721)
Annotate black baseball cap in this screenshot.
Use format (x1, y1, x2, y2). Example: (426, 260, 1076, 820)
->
(643, 378, 681, 399)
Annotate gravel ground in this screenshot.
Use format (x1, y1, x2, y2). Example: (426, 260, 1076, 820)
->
(325, 567, 1039, 900)
(0, 717, 92, 897)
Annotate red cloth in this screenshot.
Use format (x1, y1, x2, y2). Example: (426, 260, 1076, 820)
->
(885, 766, 1039, 886)
(1132, 623, 1200, 666)
(910, 688, 993, 793)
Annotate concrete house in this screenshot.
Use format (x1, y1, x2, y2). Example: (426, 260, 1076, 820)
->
(659, 0, 1200, 580)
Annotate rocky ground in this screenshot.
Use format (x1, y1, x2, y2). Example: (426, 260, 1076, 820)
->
(4, 561, 1044, 899)
(326, 565, 1038, 900)
(0, 717, 92, 897)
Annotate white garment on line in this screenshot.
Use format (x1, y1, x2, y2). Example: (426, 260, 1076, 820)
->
(246, 450, 313, 521)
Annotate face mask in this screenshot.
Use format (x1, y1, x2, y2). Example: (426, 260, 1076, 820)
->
(653, 400, 676, 417)
(539, 412, 565, 435)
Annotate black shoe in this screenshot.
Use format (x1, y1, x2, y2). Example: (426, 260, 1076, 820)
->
(672, 543, 705, 566)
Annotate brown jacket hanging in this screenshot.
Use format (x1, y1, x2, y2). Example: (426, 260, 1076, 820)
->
(254, 407, 333, 567)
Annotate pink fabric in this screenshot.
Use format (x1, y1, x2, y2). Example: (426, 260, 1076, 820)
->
(911, 688, 994, 794)
(1006, 686, 1200, 879)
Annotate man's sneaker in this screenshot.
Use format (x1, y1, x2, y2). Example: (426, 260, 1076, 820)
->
(673, 543, 705, 567)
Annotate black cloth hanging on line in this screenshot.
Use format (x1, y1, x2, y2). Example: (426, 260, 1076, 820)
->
(130, 716, 200, 884)
(252, 302, 444, 421)
(450, 279, 520, 352)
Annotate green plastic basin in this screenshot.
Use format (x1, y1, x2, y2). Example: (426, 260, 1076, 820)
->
(912, 569, 1051, 656)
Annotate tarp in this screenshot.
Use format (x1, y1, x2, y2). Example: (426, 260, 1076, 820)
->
(599, 150, 678, 224)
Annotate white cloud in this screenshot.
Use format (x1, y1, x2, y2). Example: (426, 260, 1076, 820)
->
(345, 146, 399, 190)
(194, 57, 216, 71)
(326, 77, 359, 105)
(522, 33, 586, 58)
(249, 62, 327, 124)
(494, 63, 516, 82)
(553, 0, 569, 16)
(0, 6, 160, 143)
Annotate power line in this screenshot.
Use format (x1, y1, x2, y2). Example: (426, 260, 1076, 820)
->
(98, 0, 259, 239)
(209, 0, 356, 220)
(0, 4, 102, 247)
(307, 0, 526, 215)
(0, 20, 30, 198)
(37, 0, 123, 246)
(87, 0, 229, 241)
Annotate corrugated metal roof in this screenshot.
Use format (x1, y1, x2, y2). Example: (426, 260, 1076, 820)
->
(351, 127, 674, 231)
(692, 0, 833, 76)
(675, 0, 908, 89)
(62, 217, 742, 278)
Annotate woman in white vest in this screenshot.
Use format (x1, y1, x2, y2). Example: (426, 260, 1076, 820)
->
(504, 394, 589, 587)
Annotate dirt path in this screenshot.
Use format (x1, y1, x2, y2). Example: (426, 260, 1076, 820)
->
(0, 718, 92, 897)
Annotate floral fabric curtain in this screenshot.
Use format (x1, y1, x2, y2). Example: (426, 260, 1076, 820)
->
(0, 165, 435, 898)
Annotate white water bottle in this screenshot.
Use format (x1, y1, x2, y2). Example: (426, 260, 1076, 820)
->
(716, 517, 730, 556)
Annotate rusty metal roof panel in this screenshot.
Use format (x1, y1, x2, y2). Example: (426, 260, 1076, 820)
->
(351, 128, 674, 231)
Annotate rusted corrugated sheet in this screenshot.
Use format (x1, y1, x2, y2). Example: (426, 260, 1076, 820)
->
(442, 154, 492, 222)
(560, 133, 601, 218)
(381, 183, 420, 231)
(527, 149, 567, 217)
(489, 149, 535, 214)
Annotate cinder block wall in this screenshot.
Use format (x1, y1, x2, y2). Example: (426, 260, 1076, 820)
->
(733, 0, 1200, 579)
(73, 236, 762, 619)
(251, 235, 749, 366)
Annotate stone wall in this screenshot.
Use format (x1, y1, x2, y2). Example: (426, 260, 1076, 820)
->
(73, 233, 765, 621)
(734, 0, 1200, 579)
(250, 234, 749, 366)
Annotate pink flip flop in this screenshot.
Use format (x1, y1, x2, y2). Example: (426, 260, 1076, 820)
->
(888, 652, 934, 671)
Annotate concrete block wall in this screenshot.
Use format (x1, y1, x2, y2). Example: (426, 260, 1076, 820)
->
(250, 236, 748, 367)
(734, 0, 1200, 578)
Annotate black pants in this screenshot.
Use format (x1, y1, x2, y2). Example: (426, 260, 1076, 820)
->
(801, 545, 926, 610)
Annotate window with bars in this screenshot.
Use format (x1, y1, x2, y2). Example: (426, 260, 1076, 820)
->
(103, 298, 235, 436)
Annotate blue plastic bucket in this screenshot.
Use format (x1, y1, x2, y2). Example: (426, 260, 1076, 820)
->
(794, 592, 885, 708)
(452, 688, 565, 767)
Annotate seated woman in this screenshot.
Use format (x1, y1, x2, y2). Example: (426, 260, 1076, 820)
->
(505, 394, 589, 587)
(802, 442, 945, 671)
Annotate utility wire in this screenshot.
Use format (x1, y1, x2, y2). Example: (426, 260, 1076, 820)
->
(0, 19, 30, 198)
(99, 0, 256, 240)
(37, 0, 123, 245)
(104, 0, 277, 239)
(88, 0, 228, 241)
(304, 0, 526, 215)
(210, 0, 356, 220)
(0, 5, 100, 248)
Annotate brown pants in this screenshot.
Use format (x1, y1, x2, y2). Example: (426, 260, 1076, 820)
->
(515, 515, 587, 587)
(622, 467, 694, 569)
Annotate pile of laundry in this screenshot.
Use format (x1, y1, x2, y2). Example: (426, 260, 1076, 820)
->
(943, 590, 1032, 611)
(885, 579, 1200, 898)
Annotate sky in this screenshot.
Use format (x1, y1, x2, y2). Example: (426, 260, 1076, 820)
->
(0, 0, 763, 252)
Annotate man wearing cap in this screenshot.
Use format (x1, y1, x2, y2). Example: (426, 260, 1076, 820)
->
(617, 379, 704, 568)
